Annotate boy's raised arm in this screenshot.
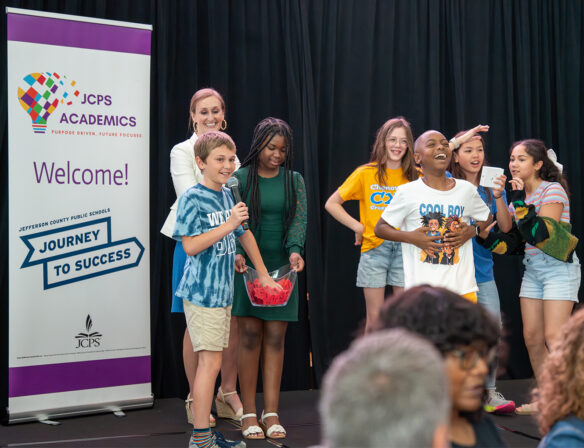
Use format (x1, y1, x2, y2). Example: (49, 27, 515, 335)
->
(182, 202, 248, 256)
(238, 231, 283, 290)
(238, 231, 269, 276)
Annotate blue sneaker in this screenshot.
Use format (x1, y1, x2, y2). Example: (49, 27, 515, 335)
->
(212, 431, 246, 448)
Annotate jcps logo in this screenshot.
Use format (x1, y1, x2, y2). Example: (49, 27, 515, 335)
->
(75, 314, 102, 349)
(17, 72, 80, 134)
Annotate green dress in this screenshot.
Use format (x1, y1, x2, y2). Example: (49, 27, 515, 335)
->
(232, 166, 307, 321)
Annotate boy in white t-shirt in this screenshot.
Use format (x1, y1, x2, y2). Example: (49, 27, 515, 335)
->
(374, 130, 492, 302)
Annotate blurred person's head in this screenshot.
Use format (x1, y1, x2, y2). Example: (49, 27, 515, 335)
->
(537, 308, 584, 435)
(375, 286, 499, 419)
(320, 329, 450, 448)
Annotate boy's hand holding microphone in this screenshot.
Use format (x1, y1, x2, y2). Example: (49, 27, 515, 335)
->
(228, 202, 249, 231)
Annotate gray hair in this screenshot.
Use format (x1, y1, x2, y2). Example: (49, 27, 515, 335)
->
(319, 329, 450, 448)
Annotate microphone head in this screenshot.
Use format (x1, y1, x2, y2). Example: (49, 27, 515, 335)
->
(226, 177, 239, 189)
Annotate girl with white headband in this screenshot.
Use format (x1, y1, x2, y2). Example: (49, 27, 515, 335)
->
(477, 139, 580, 415)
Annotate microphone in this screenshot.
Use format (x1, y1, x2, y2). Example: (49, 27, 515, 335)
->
(226, 177, 249, 230)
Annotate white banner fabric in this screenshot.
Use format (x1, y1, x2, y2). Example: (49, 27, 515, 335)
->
(7, 7, 153, 422)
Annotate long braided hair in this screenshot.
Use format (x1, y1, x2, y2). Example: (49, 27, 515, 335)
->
(241, 118, 296, 248)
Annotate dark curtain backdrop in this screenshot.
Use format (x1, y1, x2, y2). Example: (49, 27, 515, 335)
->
(1, 0, 583, 407)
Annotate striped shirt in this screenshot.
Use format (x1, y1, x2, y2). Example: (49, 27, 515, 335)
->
(509, 181, 570, 256)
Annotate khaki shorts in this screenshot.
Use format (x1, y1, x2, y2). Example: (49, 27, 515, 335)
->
(183, 300, 231, 352)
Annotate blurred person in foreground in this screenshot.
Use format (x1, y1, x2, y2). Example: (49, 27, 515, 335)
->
(318, 328, 450, 448)
(537, 308, 584, 447)
(375, 285, 507, 448)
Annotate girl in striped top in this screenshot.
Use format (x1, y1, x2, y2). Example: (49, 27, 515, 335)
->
(479, 139, 580, 415)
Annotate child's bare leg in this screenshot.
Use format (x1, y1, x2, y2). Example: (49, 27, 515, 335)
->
(520, 297, 546, 382)
(543, 300, 574, 350)
(261, 320, 288, 435)
(193, 350, 222, 428)
(183, 329, 198, 398)
(219, 317, 242, 413)
(363, 287, 385, 333)
(238, 316, 263, 431)
(391, 286, 404, 295)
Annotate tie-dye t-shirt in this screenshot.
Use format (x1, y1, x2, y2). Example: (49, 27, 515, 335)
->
(173, 183, 245, 308)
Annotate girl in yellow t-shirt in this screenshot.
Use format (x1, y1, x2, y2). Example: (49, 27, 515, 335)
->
(325, 117, 418, 332)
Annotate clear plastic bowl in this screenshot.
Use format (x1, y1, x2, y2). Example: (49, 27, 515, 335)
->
(243, 264, 297, 307)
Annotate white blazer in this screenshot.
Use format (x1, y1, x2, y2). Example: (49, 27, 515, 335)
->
(160, 133, 241, 238)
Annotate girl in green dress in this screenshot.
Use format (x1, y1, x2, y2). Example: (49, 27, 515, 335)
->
(232, 118, 307, 440)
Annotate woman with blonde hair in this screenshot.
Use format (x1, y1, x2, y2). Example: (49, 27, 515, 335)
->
(537, 308, 584, 447)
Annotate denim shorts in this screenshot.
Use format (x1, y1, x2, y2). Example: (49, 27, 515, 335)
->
(520, 252, 581, 302)
(356, 240, 404, 288)
(477, 279, 501, 324)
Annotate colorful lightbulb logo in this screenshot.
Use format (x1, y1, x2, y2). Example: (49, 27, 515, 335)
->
(17, 72, 80, 134)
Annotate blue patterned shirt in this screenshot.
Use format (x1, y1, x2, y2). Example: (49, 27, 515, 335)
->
(173, 183, 245, 308)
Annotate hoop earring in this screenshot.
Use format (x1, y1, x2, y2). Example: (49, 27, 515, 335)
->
(221, 119, 227, 131)
(194, 122, 198, 134)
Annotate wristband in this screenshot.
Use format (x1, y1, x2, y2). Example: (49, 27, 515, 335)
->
(450, 137, 460, 149)
(472, 223, 480, 236)
(508, 188, 526, 204)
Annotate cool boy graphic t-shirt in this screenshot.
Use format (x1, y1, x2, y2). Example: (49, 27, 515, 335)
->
(337, 164, 409, 252)
(381, 178, 490, 295)
(173, 183, 245, 308)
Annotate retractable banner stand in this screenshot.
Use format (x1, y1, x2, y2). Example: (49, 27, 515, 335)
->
(6, 8, 153, 423)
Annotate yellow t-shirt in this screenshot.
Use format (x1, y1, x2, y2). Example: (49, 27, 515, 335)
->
(337, 164, 409, 252)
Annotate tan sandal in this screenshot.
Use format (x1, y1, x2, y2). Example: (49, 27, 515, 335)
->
(185, 393, 216, 427)
(260, 411, 286, 439)
(515, 402, 538, 415)
(240, 413, 265, 439)
(215, 387, 243, 421)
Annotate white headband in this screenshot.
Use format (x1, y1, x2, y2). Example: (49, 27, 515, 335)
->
(547, 149, 563, 173)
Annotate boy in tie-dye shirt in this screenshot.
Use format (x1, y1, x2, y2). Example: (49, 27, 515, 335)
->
(173, 131, 276, 448)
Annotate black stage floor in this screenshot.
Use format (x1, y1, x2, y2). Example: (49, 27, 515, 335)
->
(1, 379, 540, 447)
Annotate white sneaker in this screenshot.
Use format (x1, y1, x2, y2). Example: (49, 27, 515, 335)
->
(485, 389, 516, 414)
